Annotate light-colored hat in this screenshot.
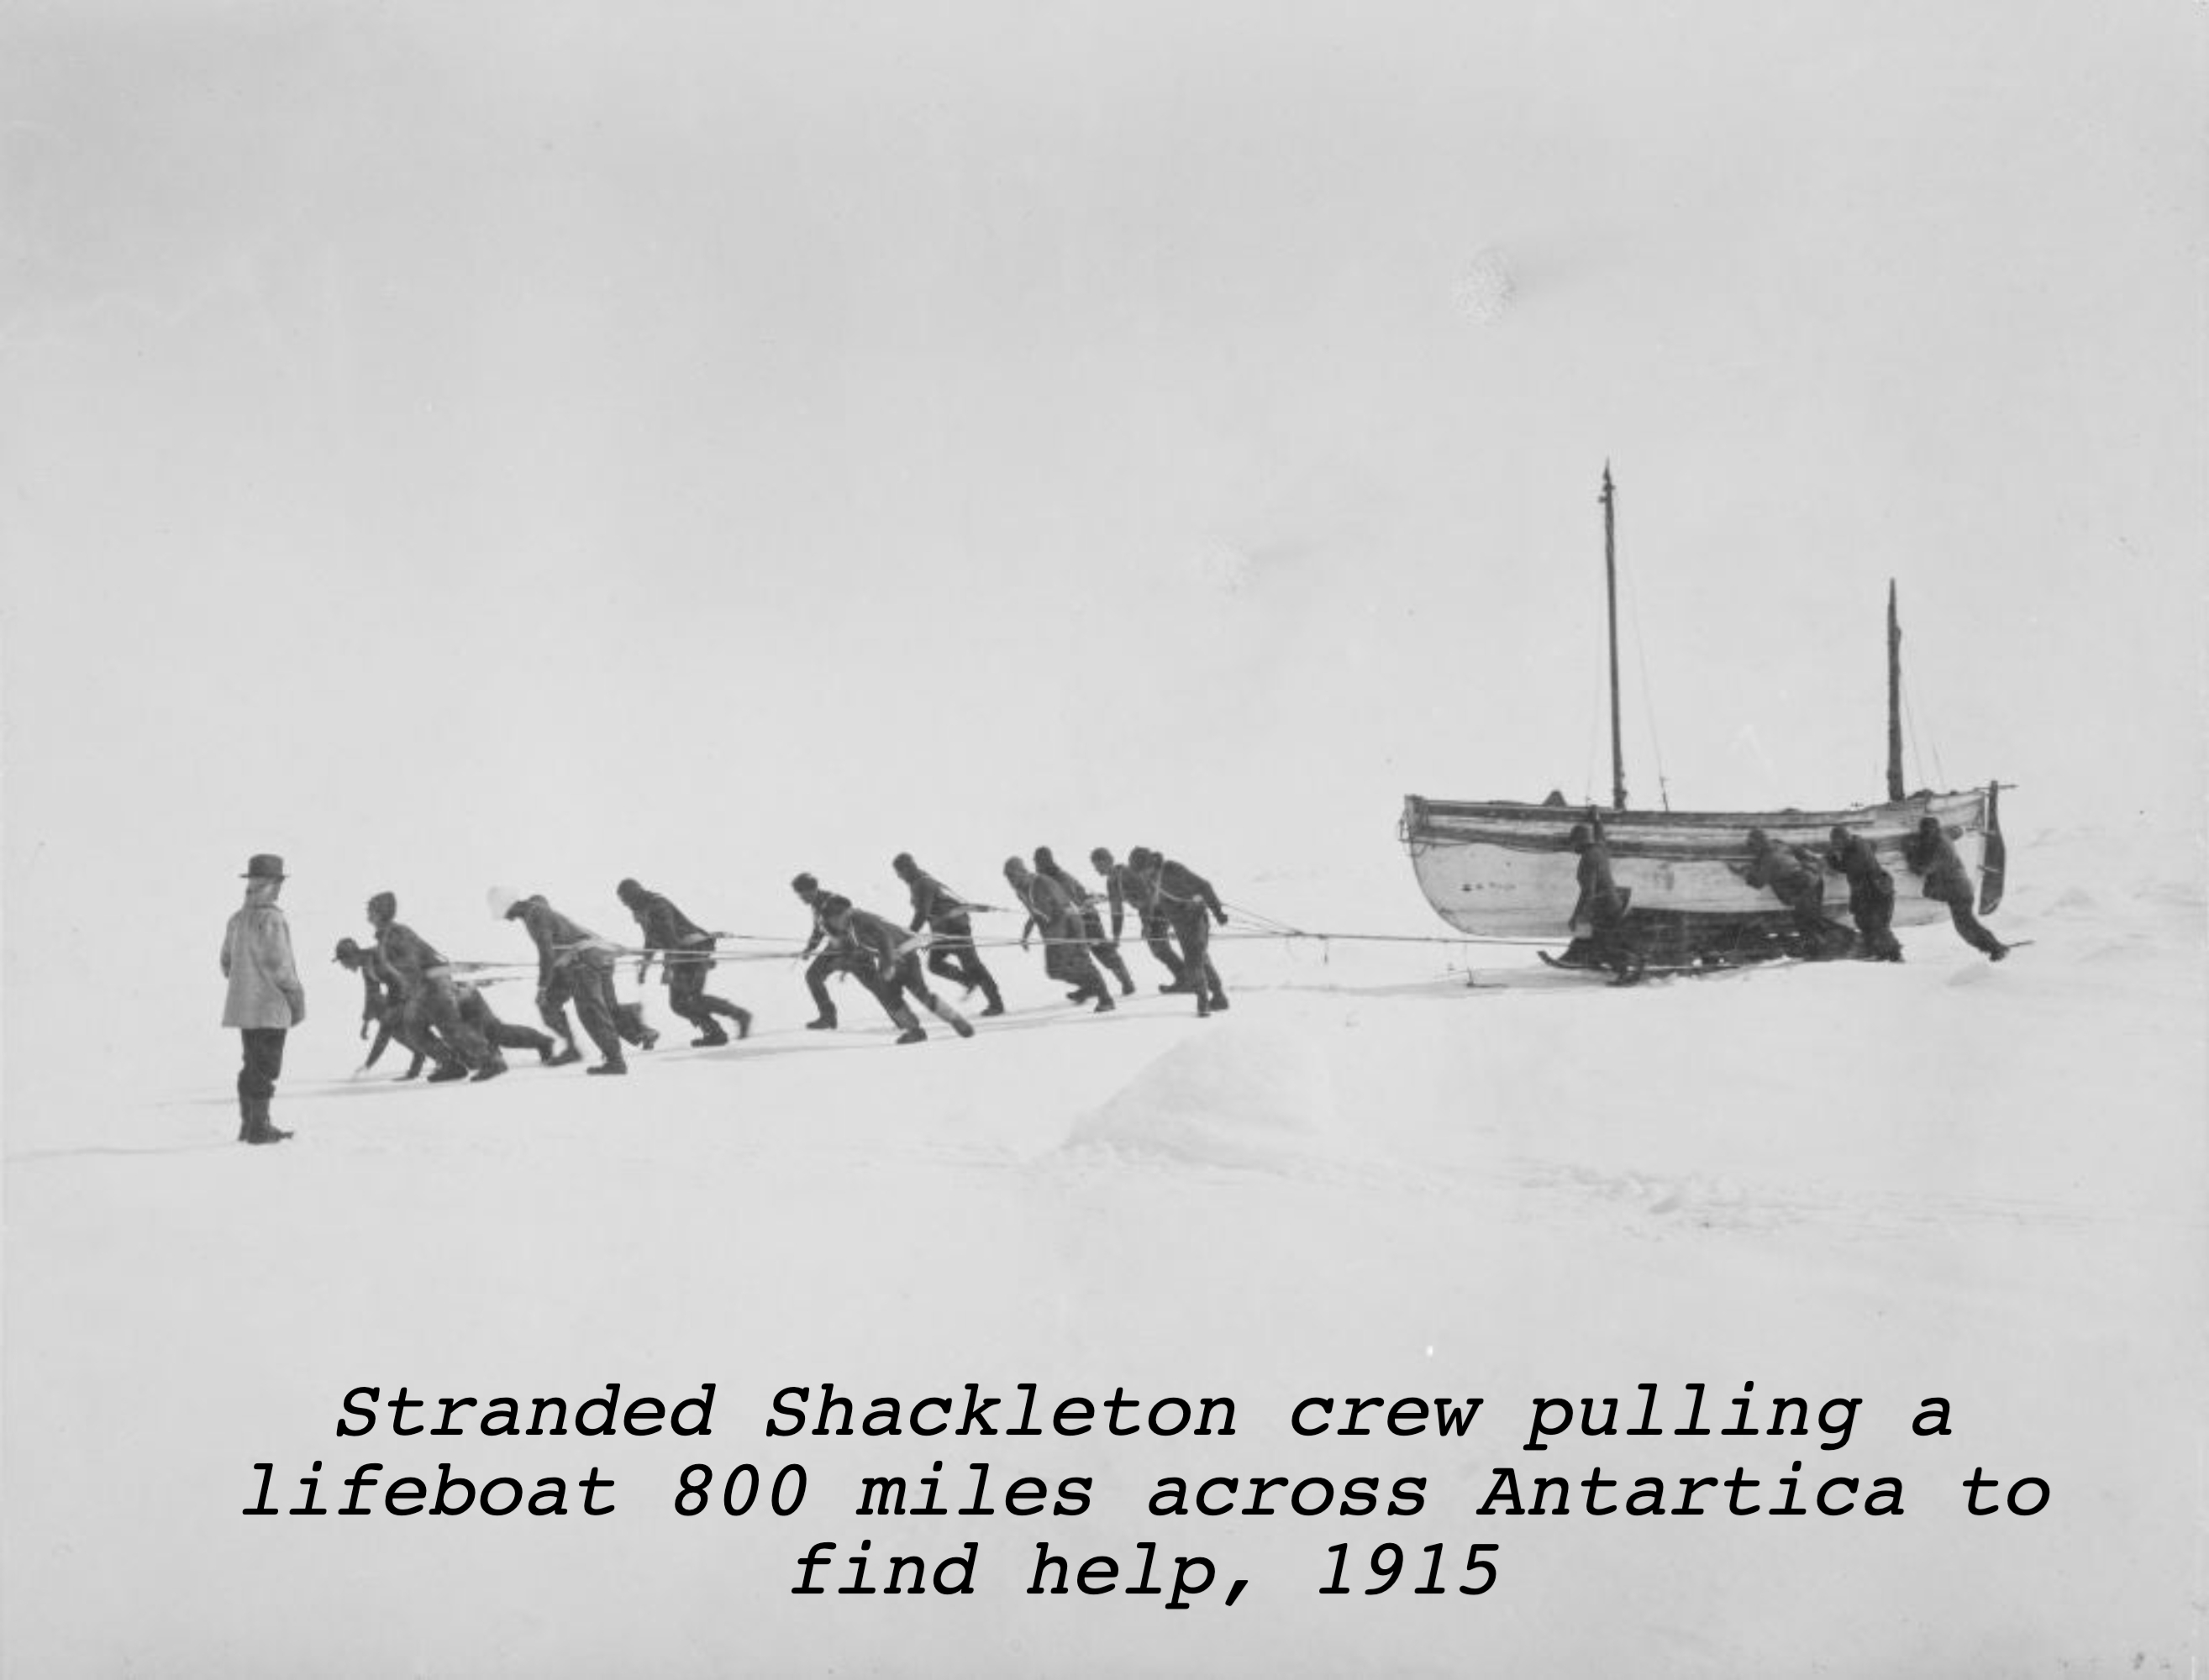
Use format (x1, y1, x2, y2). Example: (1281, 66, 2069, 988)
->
(241, 853, 287, 879)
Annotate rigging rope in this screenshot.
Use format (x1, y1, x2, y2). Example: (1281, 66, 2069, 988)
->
(1620, 554, 1672, 811)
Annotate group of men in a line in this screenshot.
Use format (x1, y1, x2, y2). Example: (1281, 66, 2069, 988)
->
(218, 843, 1233, 1141)
(1565, 814, 2010, 980)
(792, 844, 1231, 1045)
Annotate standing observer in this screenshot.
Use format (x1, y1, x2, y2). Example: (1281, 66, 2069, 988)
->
(220, 852, 305, 1145)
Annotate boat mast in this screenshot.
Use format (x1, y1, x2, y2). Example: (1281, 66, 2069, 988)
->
(1886, 579, 1905, 801)
(1602, 465, 1627, 811)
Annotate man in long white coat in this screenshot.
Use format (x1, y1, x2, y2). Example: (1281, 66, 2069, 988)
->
(221, 853, 306, 1144)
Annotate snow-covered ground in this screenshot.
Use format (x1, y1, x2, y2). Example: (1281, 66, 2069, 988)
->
(6, 4, 2202, 1672)
(6, 823, 2201, 1675)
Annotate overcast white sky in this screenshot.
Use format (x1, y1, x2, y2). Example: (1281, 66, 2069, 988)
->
(3, 2, 2202, 1061)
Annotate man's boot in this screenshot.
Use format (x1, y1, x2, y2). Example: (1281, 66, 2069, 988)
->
(471, 1057, 508, 1083)
(427, 1062, 469, 1084)
(692, 1022, 731, 1047)
(245, 1097, 292, 1145)
(236, 1094, 252, 1143)
(548, 1043, 582, 1068)
(805, 1016, 837, 1031)
(729, 1007, 754, 1041)
(586, 1058, 629, 1076)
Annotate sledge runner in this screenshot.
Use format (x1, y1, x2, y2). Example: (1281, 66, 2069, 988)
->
(1034, 845, 1136, 996)
(1826, 825, 1904, 962)
(1128, 848, 1230, 1016)
(615, 878, 753, 1047)
(1004, 857, 1114, 1011)
(893, 853, 1006, 1017)
(1903, 816, 2009, 960)
(1091, 846, 1186, 991)
(221, 853, 303, 1144)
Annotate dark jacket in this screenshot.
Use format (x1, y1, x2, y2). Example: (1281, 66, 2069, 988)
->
(838, 907, 915, 974)
(1740, 844, 1821, 898)
(510, 899, 618, 985)
(905, 870, 976, 935)
(1904, 826, 1974, 905)
(1825, 835, 1891, 891)
(1015, 872, 1085, 938)
(1570, 843, 1625, 926)
(374, 921, 451, 990)
(626, 890, 714, 955)
(1145, 859, 1223, 921)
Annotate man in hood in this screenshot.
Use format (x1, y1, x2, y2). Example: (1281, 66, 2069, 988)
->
(892, 853, 1005, 1017)
(615, 878, 753, 1047)
(1004, 857, 1113, 1012)
(221, 853, 305, 1143)
(1034, 845, 1135, 997)
(1091, 845, 1186, 992)
(1902, 816, 2008, 961)
(367, 890, 507, 1082)
(496, 891, 655, 1074)
(1125, 848, 1230, 1016)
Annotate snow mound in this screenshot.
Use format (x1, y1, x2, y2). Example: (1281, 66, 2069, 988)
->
(1065, 1021, 1345, 1174)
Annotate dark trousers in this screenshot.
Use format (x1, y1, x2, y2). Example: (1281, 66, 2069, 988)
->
(1775, 882, 1843, 955)
(1140, 913, 1186, 985)
(460, 991, 555, 1058)
(1080, 909, 1135, 992)
(543, 966, 649, 1051)
(923, 923, 1002, 1009)
(550, 955, 628, 1062)
(1169, 906, 1225, 1004)
(667, 955, 744, 1029)
(406, 973, 501, 1070)
(237, 1027, 287, 1100)
(881, 952, 975, 1032)
(805, 950, 912, 1028)
(1941, 892, 2006, 956)
(1039, 919, 1108, 1000)
(805, 953, 851, 1024)
(1849, 877, 1902, 960)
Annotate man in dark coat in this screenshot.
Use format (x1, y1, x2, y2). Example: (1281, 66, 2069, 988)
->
(1091, 846, 1186, 991)
(792, 873, 865, 1030)
(221, 853, 304, 1143)
(335, 936, 454, 1079)
(497, 892, 653, 1074)
(820, 895, 976, 1045)
(1903, 816, 2009, 960)
(1004, 857, 1114, 1011)
(1034, 845, 1136, 996)
(369, 890, 507, 1081)
(1127, 847, 1230, 1016)
(1566, 823, 1642, 983)
(1826, 825, 1903, 962)
(615, 878, 753, 1047)
(1732, 829, 1846, 958)
(893, 853, 1005, 1017)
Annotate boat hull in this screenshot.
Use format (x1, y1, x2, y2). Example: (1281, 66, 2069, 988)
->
(1401, 790, 1995, 941)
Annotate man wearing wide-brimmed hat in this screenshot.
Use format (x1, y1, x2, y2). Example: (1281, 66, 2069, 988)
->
(220, 853, 306, 1145)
